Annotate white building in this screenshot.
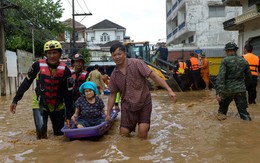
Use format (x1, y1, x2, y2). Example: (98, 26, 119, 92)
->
(223, 0, 260, 56)
(86, 19, 126, 61)
(166, 0, 242, 56)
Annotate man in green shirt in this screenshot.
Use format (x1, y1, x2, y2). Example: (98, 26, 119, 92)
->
(216, 42, 252, 121)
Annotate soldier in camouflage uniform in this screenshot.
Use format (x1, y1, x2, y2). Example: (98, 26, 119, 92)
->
(216, 42, 252, 121)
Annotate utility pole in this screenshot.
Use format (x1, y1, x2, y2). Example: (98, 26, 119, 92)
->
(71, 0, 92, 58)
(0, 7, 6, 96)
(71, 0, 75, 56)
(0, 0, 18, 96)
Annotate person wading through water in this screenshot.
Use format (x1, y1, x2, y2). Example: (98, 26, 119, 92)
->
(10, 40, 74, 139)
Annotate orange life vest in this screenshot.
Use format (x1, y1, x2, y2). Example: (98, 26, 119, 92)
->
(38, 59, 66, 109)
(70, 68, 88, 101)
(243, 53, 259, 76)
(190, 57, 199, 71)
(176, 61, 187, 74)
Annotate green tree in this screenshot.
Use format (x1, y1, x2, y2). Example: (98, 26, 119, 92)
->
(78, 48, 91, 64)
(4, 0, 69, 57)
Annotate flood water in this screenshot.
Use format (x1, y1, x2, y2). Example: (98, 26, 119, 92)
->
(1, 86, 260, 162)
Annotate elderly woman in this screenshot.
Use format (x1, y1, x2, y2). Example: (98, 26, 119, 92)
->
(71, 81, 105, 128)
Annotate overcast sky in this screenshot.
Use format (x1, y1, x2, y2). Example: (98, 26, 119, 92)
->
(59, 0, 166, 44)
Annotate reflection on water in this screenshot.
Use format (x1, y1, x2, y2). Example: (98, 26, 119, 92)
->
(1, 88, 260, 162)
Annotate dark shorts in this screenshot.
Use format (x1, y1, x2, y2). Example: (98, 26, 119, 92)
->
(120, 100, 152, 132)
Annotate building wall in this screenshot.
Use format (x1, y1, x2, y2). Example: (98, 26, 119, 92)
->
(86, 26, 125, 61)
(236, 4, 260, 56)
(166, 0, 242, 48)
(87, 30, 125, 45)
(222, 0, 260, 56)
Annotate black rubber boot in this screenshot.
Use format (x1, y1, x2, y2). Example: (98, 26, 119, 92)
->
(240, 114, 252, 121)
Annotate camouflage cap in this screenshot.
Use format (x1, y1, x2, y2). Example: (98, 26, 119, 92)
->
(224, 42, 238, 51)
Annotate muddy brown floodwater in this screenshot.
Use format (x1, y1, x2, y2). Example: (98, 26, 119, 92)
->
(1, 85, 260, 162)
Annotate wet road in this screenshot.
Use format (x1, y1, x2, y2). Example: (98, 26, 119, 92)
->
(0, 87, 260, 162)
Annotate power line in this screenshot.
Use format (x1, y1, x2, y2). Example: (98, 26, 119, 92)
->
(83, 0, 90, 13)
(75, 0, 85, 14)
(66, 0, 78, 14)
(82, 0, 91, 13)
(66, 0, 72, 7)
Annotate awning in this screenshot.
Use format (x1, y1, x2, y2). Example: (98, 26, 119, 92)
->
(86, 61, 116, 67)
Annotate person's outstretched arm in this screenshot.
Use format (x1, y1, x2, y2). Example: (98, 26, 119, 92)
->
(149, 71, 177, 102)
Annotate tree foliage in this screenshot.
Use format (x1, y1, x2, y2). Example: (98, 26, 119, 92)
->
(4, 0, 70, 57)
(78, 48, 91, 64)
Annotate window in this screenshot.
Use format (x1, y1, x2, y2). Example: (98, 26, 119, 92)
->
(91, 37, 94, 42)
(65, 31, 70, 39)
(188, 35, 194, 43)
(117, 36, 120, 40)
(100, 33, 110, 42)
(172, 16, 178, 29)
(209, 6, 225, 17)
(74, 32, 78, 40)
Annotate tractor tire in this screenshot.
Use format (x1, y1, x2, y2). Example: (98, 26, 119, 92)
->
(166, 77, 183, 92)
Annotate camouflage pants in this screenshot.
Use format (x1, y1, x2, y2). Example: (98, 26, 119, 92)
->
(218, 92, 251, 121)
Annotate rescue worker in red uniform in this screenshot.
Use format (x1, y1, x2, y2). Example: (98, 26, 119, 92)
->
(243, 43, 260, 104)
(10, 40, 74, 139)
(70, 53, 88, 102)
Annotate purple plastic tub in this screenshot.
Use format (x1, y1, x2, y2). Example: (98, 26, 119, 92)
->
(61, 109, 119, 139)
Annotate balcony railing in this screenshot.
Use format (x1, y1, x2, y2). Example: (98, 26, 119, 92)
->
(172, 27, 178, 36)
(167, 21, 186, 40)
(167, 33, 172, 39)
(172, 2, 178, 11)
(167, 9, 172, 17)
(179, 21, 186, 30)
(167, 0, 185, 18)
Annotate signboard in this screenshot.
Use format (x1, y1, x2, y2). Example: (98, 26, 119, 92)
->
(195, 49, 203, 54)
(17, 49, 33, 73)
(6, 50, 18, 77)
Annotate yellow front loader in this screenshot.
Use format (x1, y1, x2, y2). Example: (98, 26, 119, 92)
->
(123, 41, 182, 91)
